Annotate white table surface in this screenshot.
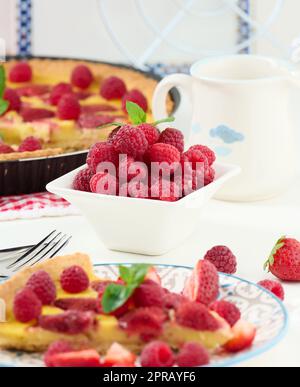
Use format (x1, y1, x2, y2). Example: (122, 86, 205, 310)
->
(1, 180, 300, 367)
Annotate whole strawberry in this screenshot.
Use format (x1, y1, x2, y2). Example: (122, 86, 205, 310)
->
(264, 236, 300, 281)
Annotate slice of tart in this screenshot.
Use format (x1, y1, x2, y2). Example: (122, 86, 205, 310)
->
(0, 254, 233, 355)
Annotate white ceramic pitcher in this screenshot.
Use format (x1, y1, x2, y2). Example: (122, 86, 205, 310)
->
(152, 55, 298, 202)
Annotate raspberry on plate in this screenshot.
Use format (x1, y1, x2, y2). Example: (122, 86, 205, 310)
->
(3, 88, 22, 112)
(122, 89, 148, 113)
(21, 108, 55, 122)
(148, 143, 181, 166)
(54, 298, 101, 313)
(159, 128, 184, 153)
(57, 94, 81, 120)
(9, 62, 32, 83)
(188, 145, 216, 166)
(183, 260, 219, 306)
(73, 168, 93, 192)
(13, 288, 42, 323)
(258, 280, 285, 301)
(204, 246, 237, 274)
(0, 142, 14, 154)
(18, 136, 42, 152)
(112, 124, 149, 159)
(137, 123, 160, 146)
(39, 310, 95, 334)
(71, 65, 94, 90)
(87, 142, 119, 174)
(140, 341, 175, 367)
(210, 300, 241, 327)
(90, 172, 118, 195)
(44, 340, 73, 367)
(60, 265, 89, 294)
(49, 83, 73, 105)
(133, 280, 164, 308)
(177, 342, 210, 367)
(176, 301, 220, 331)
(100, 76, 127, 100)
(26, 270, 56, 305)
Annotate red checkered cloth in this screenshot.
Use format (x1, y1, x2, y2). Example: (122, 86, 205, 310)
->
(0, 192, 79, 220)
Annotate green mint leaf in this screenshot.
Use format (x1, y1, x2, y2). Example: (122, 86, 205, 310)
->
(0, 101, 8, 116)
(0, 66, 5, 98)
(126, 101, 146, 125)
(101, 283, 131, 314)
(152, 117, 175, 126)
(119, 264, 150, 286)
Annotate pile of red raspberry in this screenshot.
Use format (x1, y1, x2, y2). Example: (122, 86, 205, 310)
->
(73, 124, 216, 201)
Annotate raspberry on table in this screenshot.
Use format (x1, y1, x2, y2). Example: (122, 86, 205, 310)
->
(21, 108, 55, 122)
(90, 172, 118, 195)
(9, 62, 32, 83)
(140, 341, 175, 367)
(60, 265, 90, 294)
(49, 83, 73, 105)
(189, 145, 216, 166)
(122, 89, 148, 113)
(158, 128, 184, 153)
(71, 65, 94, 90)
(133, 280, 164, 308)
(0, 142, 14, 154)
(73, 168, 93, 192)
(176, 301, 220, 331)
(204, 246, 237, 274)
(87, 142, 119, 173)
(148, 143, 181, 166)
(100, 76, 127, 100)
(57, 94, 81, 120)
(258, 280, 285, 301)
(210, 300, 241, 327)
(54, 298, 101, 313)
(18, 136, 42, 152)
(112, 125, 149, 159)
(39, 310, 94, 334)
(137, 123, 160, 146)
(26, 270, 56, 305)
(3, 88, 22, 112)
(13, 288, 42, 323)
(44, 340, 73, 367)
(176, 342, 210, 367)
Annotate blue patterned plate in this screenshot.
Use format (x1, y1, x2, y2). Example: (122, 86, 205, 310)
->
(0, 264, 288, 367)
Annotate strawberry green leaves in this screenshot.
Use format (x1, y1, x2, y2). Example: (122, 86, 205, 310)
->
(0, 66, 8, 116)
(264, 236, 286, 272)
(101, 264, 150, 314)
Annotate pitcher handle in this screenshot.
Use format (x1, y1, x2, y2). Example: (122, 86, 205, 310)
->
(152, 74, 194, 139)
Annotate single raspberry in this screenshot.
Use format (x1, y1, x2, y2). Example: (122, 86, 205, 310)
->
(133, 280, 164, 308)
(3, 88, 22, 112)
(60, 265, 89, 294)
(21, 108, 55, 122)
(107, 127, 121, 143)
(148, 143, 181, 166)
(183, 260, 219, 306)
(57, 94, 81, 120)
(44, 340, 73, 367)
(13, 288, 42, 323)
(75, 91, 92, 101)
(100, 76, 127, 100)
(54, 298, 101, 313)
(176, 301, 220, 331)
(39, 311, 95, 334)
(159, 128, 184, 153)
(205, 166, 215, 186)
(210, 300, 241, 327)
(182, 149, 208, 170)
(150, 178, 181, 202)
(177, 342, 210, 367)
(97, 282, 132, 318)
(140, 341, 175, 367)
(49, 83, 73, 105)
(90, 172, 118, 196)
(118, 156, 148, 183)
(119, 307, 166, 342)
(78, 114, 117, 129)
(163, 289, 187, 310)
(258, 280, 285, 301)
(73, 168, 93, 192)
(81, 104, 117, 114)
(87, 142, 119, 174)
(189, 145, 216, 166)
(0, 142, 14, 154)
(71, 65, 93, 90)
(122, 89, 148, 113)
(204, 246, 237, 274)
(137, 123, 160, 146)
(18, 136, 42, 152)
(16, 84, 50, 97)
(26, 270, 56, 305)
(112, 124, 148, 159)
(9, 62, 32, 83)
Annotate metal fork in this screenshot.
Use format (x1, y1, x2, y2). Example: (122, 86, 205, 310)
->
(0, 230, 72, 278)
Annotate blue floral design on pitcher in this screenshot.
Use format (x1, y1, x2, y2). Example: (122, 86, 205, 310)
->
(210, 125, 245, 144)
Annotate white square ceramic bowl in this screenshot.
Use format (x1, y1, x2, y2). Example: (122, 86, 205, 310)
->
(47, 163, 240, 256)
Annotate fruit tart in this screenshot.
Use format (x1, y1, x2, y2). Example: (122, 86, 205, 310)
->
(0, 58, 162, 161)
(0, 253, 257, 367)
